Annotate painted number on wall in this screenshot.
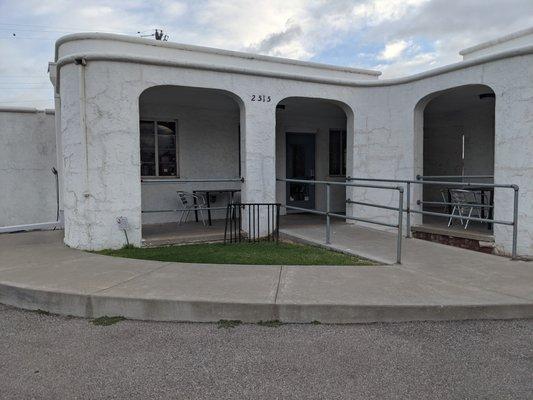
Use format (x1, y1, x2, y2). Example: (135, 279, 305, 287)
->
(251, 95, 271, 102)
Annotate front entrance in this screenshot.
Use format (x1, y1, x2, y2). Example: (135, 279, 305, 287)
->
(286, 132, 315, 209)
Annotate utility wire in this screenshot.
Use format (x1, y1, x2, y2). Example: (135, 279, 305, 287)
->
(0, 22, 139, 34)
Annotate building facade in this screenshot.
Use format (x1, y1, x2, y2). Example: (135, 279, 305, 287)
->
(1, 28, 532, 257)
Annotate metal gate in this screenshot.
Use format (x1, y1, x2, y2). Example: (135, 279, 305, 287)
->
(224, 203, 280, 243)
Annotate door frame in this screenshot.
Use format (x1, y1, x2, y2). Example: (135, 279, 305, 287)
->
(285, 131, 316, 210)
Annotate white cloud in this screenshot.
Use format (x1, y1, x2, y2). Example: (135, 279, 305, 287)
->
(375, 51, 438, 77)
(379, 39, 410, 60)
(352, 0, 430, 26)
(1, 0, 533, 106)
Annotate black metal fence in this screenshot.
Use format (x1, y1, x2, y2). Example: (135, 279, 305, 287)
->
(224, 203, 280, 243)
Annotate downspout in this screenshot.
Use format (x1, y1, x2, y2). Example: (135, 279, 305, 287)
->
(51, 62, 64, 227)
(74, 57, 90, 198)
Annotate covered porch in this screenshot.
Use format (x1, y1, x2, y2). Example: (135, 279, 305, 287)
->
(139, 85, 243, 242)
(412, 84, 496, 245)
(141, 213, 331, 247)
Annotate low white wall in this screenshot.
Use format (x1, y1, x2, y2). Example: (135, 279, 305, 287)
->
(0, 109, 57, 227)
(461, 27, 533, 60)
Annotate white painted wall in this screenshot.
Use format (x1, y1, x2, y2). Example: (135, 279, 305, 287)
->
(0, 109, 57, 227)
(54, 32, 533, 256)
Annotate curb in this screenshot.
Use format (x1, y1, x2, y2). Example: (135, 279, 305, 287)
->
(2, 282, 532, 324)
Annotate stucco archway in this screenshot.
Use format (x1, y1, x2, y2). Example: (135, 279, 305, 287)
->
(413, 84, 496, 233)
(138, 85, 245, 239)
(274, 96, 355, 216)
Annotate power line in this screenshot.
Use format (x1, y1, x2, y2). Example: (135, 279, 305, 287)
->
(0, 22, 139, 35)
(0, 37, 57, 40)
(0, 81, 50, 86)
(0, 99, 54, 103)
(0, 27, 75, 34)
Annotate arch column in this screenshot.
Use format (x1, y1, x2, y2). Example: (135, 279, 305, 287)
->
(61, 61, 142, 250)
(241, 102, 277, 235)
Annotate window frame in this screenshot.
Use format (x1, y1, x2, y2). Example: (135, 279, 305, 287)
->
(140, 119, 179, 179)
(328, 129, 347, 177)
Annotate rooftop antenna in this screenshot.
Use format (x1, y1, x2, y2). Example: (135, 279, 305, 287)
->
(138, 29, 168, 41)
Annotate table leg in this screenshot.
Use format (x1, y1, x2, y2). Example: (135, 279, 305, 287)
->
(206, 191, 212, 226)
(193, 192, 199, 222)
(488, 189, 494, 230)
(480, 189, 486, 219)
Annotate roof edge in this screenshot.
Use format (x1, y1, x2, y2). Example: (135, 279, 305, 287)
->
(460, 26, 533, 55)
(54, 32, 382, 77)
(54, 44, 533, 90)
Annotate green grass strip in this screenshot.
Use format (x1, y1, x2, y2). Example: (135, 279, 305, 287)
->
(96, 241, 374, 266)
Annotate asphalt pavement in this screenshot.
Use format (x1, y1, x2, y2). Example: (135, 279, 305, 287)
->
(0, 304, 531, 400)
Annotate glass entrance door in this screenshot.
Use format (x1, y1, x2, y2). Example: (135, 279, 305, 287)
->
(286, 132, 316, 209)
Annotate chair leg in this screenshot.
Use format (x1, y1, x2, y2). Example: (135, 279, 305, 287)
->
(198, 208, 207, 227)
(178, 210, 185, 225)
(448, 207, 453, 227)
(465, 207, 473, 229)
(448, 207, 456, 227)
(457, 207, 464, 226)
(183, 209, 191, 224)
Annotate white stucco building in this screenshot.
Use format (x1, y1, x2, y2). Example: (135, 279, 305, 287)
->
(1, 27, 532, 257)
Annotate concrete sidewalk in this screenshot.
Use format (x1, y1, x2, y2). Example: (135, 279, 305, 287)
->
(0, 229, 532, 323)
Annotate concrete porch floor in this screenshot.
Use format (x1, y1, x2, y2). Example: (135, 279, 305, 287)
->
(141, 213, 339, 246)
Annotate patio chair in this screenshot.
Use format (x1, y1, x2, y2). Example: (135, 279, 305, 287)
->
(447, 189, 485, 229)
(176, 191, 208, 226)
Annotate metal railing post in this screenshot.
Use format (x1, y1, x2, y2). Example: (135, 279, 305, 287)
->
(512, 185, 519, 259)
(406, 182, 411, 238)
(326, 183, 331, 244)
(396, 187, 404, 264)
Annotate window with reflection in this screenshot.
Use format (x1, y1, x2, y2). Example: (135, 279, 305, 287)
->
(140, 120, 178, 177)
(329, 129, 346, 176)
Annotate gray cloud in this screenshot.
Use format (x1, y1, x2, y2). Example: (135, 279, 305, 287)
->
(1, 0, 533, 106)
(248, 23, 303, 54)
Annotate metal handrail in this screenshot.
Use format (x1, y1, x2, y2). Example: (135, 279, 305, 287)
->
(278, 177, 404, 264)
(418, 200, 494, 208)
(346, 176, 520, 259)
(141, 177, 244, 183)
(142, 206, 228, 213)
(141, 177, 243, 215)
(416, 175, 494, 180)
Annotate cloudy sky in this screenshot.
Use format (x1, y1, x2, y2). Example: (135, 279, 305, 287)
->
(1, 0, 532, 109)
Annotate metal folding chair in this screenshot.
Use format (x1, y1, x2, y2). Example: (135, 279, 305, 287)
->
(448, 189, 485, 229)
(176, 191, 207, 226)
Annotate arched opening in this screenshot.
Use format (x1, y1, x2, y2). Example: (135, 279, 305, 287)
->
(416, 84, 495, 236)
(139, 85, 243, 244)
(275, 97, 350, 223)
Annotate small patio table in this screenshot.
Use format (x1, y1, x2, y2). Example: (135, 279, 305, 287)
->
(192, 189, 241, 226)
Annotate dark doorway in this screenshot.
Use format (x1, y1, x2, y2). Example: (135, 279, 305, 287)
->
(286, 132, 315, 209)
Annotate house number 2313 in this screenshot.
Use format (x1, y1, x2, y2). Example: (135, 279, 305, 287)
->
(251, 95, 271, 102)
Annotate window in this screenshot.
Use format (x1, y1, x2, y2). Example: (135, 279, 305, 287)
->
(329, 129, 346, 176)
(140, 120, 178, 177)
